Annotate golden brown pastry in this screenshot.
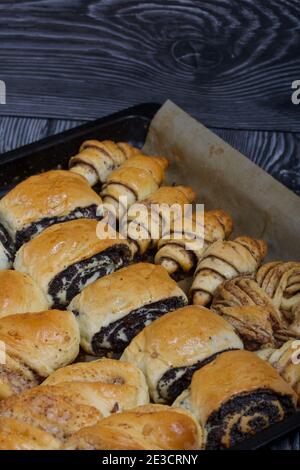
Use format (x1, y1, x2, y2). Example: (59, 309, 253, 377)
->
(43, 358, 149, 417)
(155, 209, 233, 275)
(69, 140, 141, 186)
(126, 185, 196, 256)
(174, 350, 297, 449)
(0, 417, 61, 450)
(0, 310, 80, 399)
(0, 270, 49, 318)
(101, 154, 168, 218)
(0, 385, 102, 441)
(14, 218, 133, 308)
(122, 305, 243, 403)
(0, 170, 102, 249)
(257, 340, 300, 400)
(64, 404, 204, 450)
(69, 262, 188, 356)
(190, 236, 267, 306)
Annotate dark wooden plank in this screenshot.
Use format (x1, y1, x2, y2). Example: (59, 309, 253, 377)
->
(0, 0, 299, 130)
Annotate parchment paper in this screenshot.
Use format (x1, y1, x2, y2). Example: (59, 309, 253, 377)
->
(143, 100, 300, 260)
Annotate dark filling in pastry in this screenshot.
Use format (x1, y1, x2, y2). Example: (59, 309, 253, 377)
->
(91, 296, 187, 356)
(157, 349, 237, 404)
(0, 222, 15, 262)
(15, 204, 101, 249)
(205, 389, 295, 450)
(48, 244, 131, 308)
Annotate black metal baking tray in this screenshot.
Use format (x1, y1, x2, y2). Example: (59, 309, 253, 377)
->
(0, 102, 299, 450)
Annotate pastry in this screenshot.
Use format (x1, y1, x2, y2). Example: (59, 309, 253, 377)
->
(0, 224, 15, 269)
(122, 305, 243, 403)
(69, 262, 188, 356)
(69, 140, 140, 186)
(14, 218, 133, 307)
(155, 209, 233, 275)
(0, 170, 102, 249)
(101, 154, 168, 219)
(43, 358, 149, 417)
(0, 309, 80, 399)
(0, 417, 61, 450)
(190, 236, 267, 306)
(173, 350, 297, 449)
(0, 270, 49, 318)
(64, 404, 203, 450)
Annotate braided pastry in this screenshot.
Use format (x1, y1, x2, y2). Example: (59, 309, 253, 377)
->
(69, 140, 140, 186)
(174, 350, 297, 449)
(155, 209, 233, 275)
(0, 310, 80, 399)
(0, 417, 61, 450)
(190, 236, 267, 306)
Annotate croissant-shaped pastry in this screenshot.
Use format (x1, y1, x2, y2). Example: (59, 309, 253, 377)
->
(155, 209, 233, 275)
(256, 261, 300, 322)
(190, 236, 268, 306)
(0, 170, 102, 249)
(101, 154, 168, 218)
(69, 263, 187, 356)
(257, 340, 300, 400)
(126, 185, 196, 256)
(0, 310, 80, 399)
(14, 219, 133, 308)
(173, 350, 297, 449)
(122, 305, 243, 404)
(0, 417, 61, 450)
(43, 358, 149, 417)
(0, 224, 15, 269)
(69, 140, 141, 186)
(64, 404, 204, 450)
(0, 385, 102, 442)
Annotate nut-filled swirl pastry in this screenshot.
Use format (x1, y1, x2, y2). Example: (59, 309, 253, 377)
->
(69, 140, 141, 186)
(0, 170, 102, 249)
(69, 263, 188, 356)
(43, 358, 149, 417)
(174, 350, 297, 449)
(65, 404, 204, 450)
(0, 310, 80, 399)
(191, 236, 267, 306)
(122, 305, 243, 403)
(126, 185, 196, 256)
(101, 154, 168, 218)
(14, 218, 132, 308)
(0, 418, 61, 450)
(155, 209, 233, 276)
(0, 270, 49, 318)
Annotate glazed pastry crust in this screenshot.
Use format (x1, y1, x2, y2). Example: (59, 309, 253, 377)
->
(0, 270, 49, 319)
(0, 170, 102, 238)
(122, 306, 243, 402)
(14, 218, 131, 299)
(0, 417, 61, 450)
(69, 263, 187, 354)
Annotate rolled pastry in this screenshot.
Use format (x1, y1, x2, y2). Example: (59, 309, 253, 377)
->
(155, 209, 233, 275)
(0, 223, 15, 269)
(0, 170, 102, 249)
(14, 218, 133, 308)
(69, 140, 141, 186)
(257, 340, 300, 400)
(174, 350, 297, 449)
(69, 262, 188, 356)
(0, 385, 102, 441)
(122, 305, 243, 403)
(126, 185, 196, 256)
(190, 236, 267, 306)
(0, 417, 61, 450)
(64, 404, 204, 450)
(43, 358, 149, 417)
(0, 270, 49, 319)
(101, 154, 168, 218)
(0, 310, 80, 399)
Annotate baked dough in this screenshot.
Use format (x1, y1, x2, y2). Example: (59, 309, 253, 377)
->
(0, 417, 61, 450)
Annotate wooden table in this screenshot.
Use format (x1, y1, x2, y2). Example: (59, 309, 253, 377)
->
(0, 0, 299, 449)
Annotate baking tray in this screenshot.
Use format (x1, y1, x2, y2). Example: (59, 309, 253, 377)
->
(0, 102, 299, 450)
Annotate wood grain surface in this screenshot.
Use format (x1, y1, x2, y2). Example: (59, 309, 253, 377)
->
(0, 0, 299, 130)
